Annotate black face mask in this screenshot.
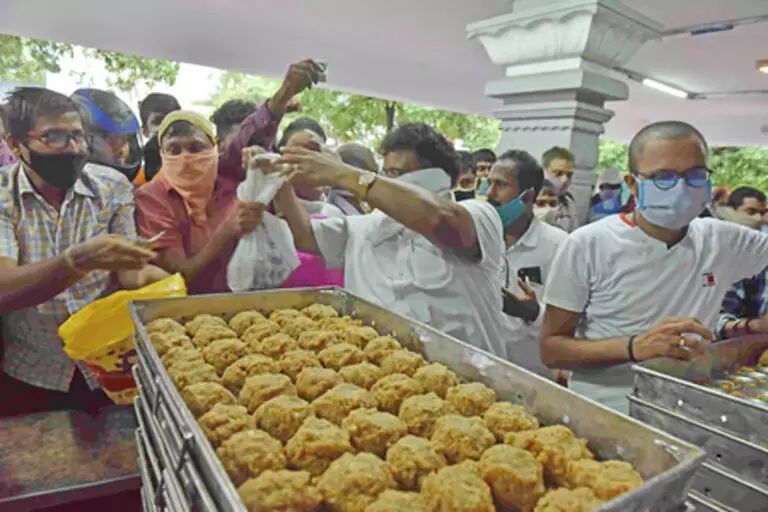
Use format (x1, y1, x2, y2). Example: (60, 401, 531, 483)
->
(454, 189, 476, 201)
(22, 145, 88, 190)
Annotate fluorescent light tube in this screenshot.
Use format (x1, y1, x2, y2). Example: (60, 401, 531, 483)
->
(642, 78, 689, 99)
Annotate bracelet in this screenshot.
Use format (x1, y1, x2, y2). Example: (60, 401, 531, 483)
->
(627, 335, 638, 363)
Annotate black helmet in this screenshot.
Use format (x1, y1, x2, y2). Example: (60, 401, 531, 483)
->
(71, 88, 143, 182)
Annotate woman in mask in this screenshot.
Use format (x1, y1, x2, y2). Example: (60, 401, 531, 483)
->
(134, 111, 263, 294)
(276, 118, 344, 218)
(588, 168, 624, 223)
(271, 117, 344, 287)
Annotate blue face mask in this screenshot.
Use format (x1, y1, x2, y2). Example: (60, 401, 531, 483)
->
(494, 189, 531, 229)
(762, 224, 768, 234)
(476, 177, 490, 197)
(637, 178, 711, 230)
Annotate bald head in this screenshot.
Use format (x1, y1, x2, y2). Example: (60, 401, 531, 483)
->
(629, 121, 708, 174)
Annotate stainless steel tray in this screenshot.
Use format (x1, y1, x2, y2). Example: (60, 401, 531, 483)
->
(134, 366, 218, 512)
(136, 423, 169, 512)
(628, 395, 768, 484)
(633, 336, 768, 443)
(130, 288, 706, 512)
(691, 462, 768, 512)
(687, 491, 739, 512)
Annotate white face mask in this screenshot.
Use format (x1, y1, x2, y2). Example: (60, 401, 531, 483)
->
(637, 178, 711, 230)
(397, 168, 453, 199)
(717, 206, 764, 230)
(534, 206, 554, 219)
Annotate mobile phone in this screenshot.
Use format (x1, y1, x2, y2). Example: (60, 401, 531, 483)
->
(518, 266, 543, 285)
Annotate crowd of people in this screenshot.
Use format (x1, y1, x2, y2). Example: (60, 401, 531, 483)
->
(0, 57, 767, 417)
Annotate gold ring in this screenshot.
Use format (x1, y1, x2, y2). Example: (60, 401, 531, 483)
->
(679, 337, 686, 348)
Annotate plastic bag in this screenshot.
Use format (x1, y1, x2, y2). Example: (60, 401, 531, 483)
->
(242, 154, 285, 204)
(227, 170, 301, 292)
(59, 273, 187, 403)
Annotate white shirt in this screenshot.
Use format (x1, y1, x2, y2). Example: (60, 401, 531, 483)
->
(311, 199, 507, 358)
(502, 217, 568, 377)
(543, 214, 768, 413)
(298, 197, 346, 218)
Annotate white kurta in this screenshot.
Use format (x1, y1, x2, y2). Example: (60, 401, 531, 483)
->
(311, 199, 507, 358)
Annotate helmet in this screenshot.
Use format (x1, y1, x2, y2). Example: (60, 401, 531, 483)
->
(71, 88, 142, 182)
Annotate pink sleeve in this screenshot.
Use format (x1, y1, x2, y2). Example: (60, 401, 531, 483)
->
(134, 184, 184, 249)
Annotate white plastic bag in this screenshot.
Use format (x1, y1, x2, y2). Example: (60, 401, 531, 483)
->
(241, 153, 286, 204)
(227, 164, 300, 291)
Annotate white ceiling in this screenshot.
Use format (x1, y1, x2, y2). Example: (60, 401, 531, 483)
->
(1, 0, 767, 146)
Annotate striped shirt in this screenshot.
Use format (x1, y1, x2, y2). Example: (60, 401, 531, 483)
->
(0, 162, 136, 391)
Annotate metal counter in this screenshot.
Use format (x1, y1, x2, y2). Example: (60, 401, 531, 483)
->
(0, 405, 139, 511)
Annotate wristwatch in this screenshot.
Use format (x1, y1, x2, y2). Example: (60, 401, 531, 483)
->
(356, 172, 377, 200)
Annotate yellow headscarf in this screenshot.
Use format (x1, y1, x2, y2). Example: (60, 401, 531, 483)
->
(157, 110, 215, 144)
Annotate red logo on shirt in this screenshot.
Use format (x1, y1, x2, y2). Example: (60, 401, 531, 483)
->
(702, 273, 715, 287)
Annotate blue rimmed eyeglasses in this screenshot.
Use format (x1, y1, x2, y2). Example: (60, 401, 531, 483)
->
(634, 167, 711, 191)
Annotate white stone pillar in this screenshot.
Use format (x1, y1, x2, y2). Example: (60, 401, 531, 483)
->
(467, 0, 662, 224)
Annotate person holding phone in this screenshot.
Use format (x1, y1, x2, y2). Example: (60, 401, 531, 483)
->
(485, 150, 568, 379)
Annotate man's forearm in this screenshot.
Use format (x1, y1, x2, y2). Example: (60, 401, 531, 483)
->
(540, 334, 631, 369)
(335, 167, 477, 251)
(273, 186, 320, 254)
(0, 255, 81, 313)
(155, 230, 234, 283)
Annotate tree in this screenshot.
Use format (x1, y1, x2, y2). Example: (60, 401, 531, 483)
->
(0, 34, 180, 91)
(596, 139, 629, 173)
(596, 138, 768, 190)
(206, 72, 501, 150)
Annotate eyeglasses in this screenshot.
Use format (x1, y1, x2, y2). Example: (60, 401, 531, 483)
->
(27, 130, 90, 151)
(536, 199, 558, 208)
(634, 167, 711, 191)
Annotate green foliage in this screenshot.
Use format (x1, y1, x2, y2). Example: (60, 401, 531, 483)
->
(85, 49, 180, 91)
(596, 138, 768, 190)
(0, 35, 73, 84)
(709, 147, 768, 190)
(206, 72, 501, 150)
(596, 139, 629, 172)
(0, 34, 179, 91)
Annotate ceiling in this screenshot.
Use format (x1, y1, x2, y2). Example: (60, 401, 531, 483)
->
(1, 0, 767, 146)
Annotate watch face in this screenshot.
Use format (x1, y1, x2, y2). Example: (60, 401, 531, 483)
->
(359, 172, 376, 185)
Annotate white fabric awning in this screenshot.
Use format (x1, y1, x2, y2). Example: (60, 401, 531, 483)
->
(1, 0, 766, 146)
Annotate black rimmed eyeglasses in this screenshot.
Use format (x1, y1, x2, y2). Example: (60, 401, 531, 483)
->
(26, 130, 92, 151)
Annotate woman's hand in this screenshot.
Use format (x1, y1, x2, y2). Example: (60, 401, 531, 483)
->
(222, 201, 265, 238)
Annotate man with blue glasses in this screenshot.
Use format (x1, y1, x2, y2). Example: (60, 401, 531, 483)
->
(538, 120, 768, 413)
